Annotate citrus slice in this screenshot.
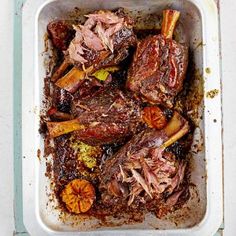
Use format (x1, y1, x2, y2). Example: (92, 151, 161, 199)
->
(61, 179, 95, 214)
(142, 106, 167, 130)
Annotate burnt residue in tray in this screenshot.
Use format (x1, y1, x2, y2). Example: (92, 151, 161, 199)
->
(40, 8, 204, 226)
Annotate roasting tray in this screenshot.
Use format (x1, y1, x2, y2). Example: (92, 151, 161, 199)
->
(20, 0, 223, 235)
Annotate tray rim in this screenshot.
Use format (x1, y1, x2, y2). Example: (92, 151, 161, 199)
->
(20, 0, 223, 235)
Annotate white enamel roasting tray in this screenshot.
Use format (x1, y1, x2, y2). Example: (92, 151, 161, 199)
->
(22, 0, 223, 235)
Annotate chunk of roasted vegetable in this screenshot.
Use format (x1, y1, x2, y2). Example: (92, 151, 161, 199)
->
(92, 66, 119, 81)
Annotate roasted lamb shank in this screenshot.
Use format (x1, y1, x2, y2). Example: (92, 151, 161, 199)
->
(47, 85, 141, 145)
(67, 9, 136, 69)
(50, 9, 136, 88)
(126, 10, 188, 107)
(99, 111, 189, 217)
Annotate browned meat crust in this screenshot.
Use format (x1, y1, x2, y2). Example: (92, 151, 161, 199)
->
(127, 35, 188, 107)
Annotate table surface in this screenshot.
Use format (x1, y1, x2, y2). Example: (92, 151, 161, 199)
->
(0, 0, 235, 235)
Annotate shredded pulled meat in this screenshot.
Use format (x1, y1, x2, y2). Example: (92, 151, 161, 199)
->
(99, 112, 190, 217)
(67, 9, 136, 69)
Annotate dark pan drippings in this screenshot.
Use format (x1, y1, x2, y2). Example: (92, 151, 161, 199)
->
(40, 8, 203, 225)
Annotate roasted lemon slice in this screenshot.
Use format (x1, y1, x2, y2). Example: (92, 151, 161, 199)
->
(61, 179, 95, 214)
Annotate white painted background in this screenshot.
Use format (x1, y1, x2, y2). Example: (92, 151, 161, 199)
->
(0, 0, 14, 234)
(0, 0, 235, 235)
